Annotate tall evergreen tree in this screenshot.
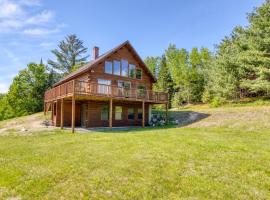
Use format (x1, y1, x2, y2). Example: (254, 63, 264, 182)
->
(144, 56, 160, 78)
(48, 34, 88, 75)
(157, 55, 174, 107)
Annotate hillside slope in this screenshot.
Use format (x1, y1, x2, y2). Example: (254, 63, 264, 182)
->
(0, 112, 55, 135)
(171, 105, 270, 132)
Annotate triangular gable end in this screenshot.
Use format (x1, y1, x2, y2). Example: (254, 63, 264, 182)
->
(53, 40, 156, 87)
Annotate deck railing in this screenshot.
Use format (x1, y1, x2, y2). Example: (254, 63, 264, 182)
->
(44, 80, 168, 103)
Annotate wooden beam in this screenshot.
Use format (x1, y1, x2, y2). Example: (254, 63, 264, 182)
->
(109, 98, 113, 128)
(61, 98, 64, 129)
(165, 103, 168, 124)
(56, 100, 58, 126)
(142, 101, 145, 127)
(51, 102, 54, 125)
(44, 102, 46, 116)
(72, 96, 75, 133)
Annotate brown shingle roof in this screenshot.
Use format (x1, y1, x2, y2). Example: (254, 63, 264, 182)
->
(53, 40, 156, 87)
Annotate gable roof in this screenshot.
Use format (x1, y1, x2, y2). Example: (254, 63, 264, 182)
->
(53, 40, 156, 87)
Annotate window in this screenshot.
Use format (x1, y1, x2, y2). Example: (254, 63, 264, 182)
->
(128, 108, 134, 120)
(101, 105, 109, 120)
(115, 106, 122, 120)
(98, 79, 111, 94)
(98, 79, 111, 85)
(105, 61, 112, 74)
(118, 81, 131, 89)
(136, 69, 142, 79)
(138, 108, 142, 120)
(117, 81, 131, 97)
(121, 59, 128, 77)
(113, 60, 121, 76)
(137, 84, 146, 98)
(129, 64, 135, 78)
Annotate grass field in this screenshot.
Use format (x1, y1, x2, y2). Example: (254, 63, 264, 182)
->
(0, 104, 270, 199)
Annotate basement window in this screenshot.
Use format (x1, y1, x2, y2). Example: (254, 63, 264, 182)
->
(101, 105, 109, 120)
(138, 108, 142, 120)
(115, 106, 122, 120)
(128, 108, 135, 120)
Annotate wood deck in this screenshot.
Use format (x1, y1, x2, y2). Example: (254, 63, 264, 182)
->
(44, 80, 168, 103)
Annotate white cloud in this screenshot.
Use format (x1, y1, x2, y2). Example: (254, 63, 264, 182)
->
(0, 0, 63, 36)
(0, 83, 9, 93)
(18, 0, 41, 6)
(23, 27, 60, 36)
(25, 10, 54, 24)
(40, 41, 54, 47)
(0, 0, 24, 19)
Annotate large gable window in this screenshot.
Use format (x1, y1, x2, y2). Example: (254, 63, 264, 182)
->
(105, 61, 112, 74)
(129, 64, 135, 78)
(121, 59, 128, 77)
(136, 69, 142, 79)
(113, 60, 121, 76)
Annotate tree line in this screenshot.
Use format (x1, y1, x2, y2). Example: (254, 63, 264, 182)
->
(146, 1, 270, 107)
(0, 0, 269, 120)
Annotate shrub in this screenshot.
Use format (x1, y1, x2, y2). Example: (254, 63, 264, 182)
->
(210, 97, 225, 107)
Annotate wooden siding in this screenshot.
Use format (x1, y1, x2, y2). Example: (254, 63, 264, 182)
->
(53, 100, 149, 128)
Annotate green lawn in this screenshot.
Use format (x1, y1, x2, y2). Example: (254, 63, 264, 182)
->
(0, 106, 270, 199)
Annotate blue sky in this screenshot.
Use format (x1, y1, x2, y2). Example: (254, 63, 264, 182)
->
(0, 0, 265, 93)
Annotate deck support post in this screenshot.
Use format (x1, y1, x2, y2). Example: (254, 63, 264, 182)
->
(109, 98, 113, 128)
(44, 102, 46, 116)
(72, 96, 75, 133)
(165, 103, 168, 124)
(142, 101, 145, 127)
(51, 101, 54, 125)
(61, 98, 64, 129)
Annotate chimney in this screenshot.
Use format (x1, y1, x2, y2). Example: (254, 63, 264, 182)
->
(92, 46, 99, 60)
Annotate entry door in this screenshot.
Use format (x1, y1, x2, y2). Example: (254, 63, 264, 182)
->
(81, 103, 88, 127)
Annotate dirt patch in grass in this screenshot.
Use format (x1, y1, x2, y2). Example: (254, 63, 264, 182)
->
(0, 112, 56, 135)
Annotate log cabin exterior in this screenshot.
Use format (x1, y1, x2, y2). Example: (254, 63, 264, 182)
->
(44, 41, 168, 132)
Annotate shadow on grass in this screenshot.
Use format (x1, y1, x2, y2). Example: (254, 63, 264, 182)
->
(76, 110, 210, 134)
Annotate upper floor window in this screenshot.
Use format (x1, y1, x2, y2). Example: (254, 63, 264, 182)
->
(98, 79, 111, 94)
(129, 64, 135, 78)
(118, 81, 131, 89)
(121, 59, 128, 77)
(136, 69, 142, 79)
(113, 60, 121, 76)
(105, 61, 112, 74)
(104, 59, 142, 80)
(98, 79, 111, 85)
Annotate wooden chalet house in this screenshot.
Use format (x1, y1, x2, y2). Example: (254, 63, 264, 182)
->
(44, 41, 168, 132)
